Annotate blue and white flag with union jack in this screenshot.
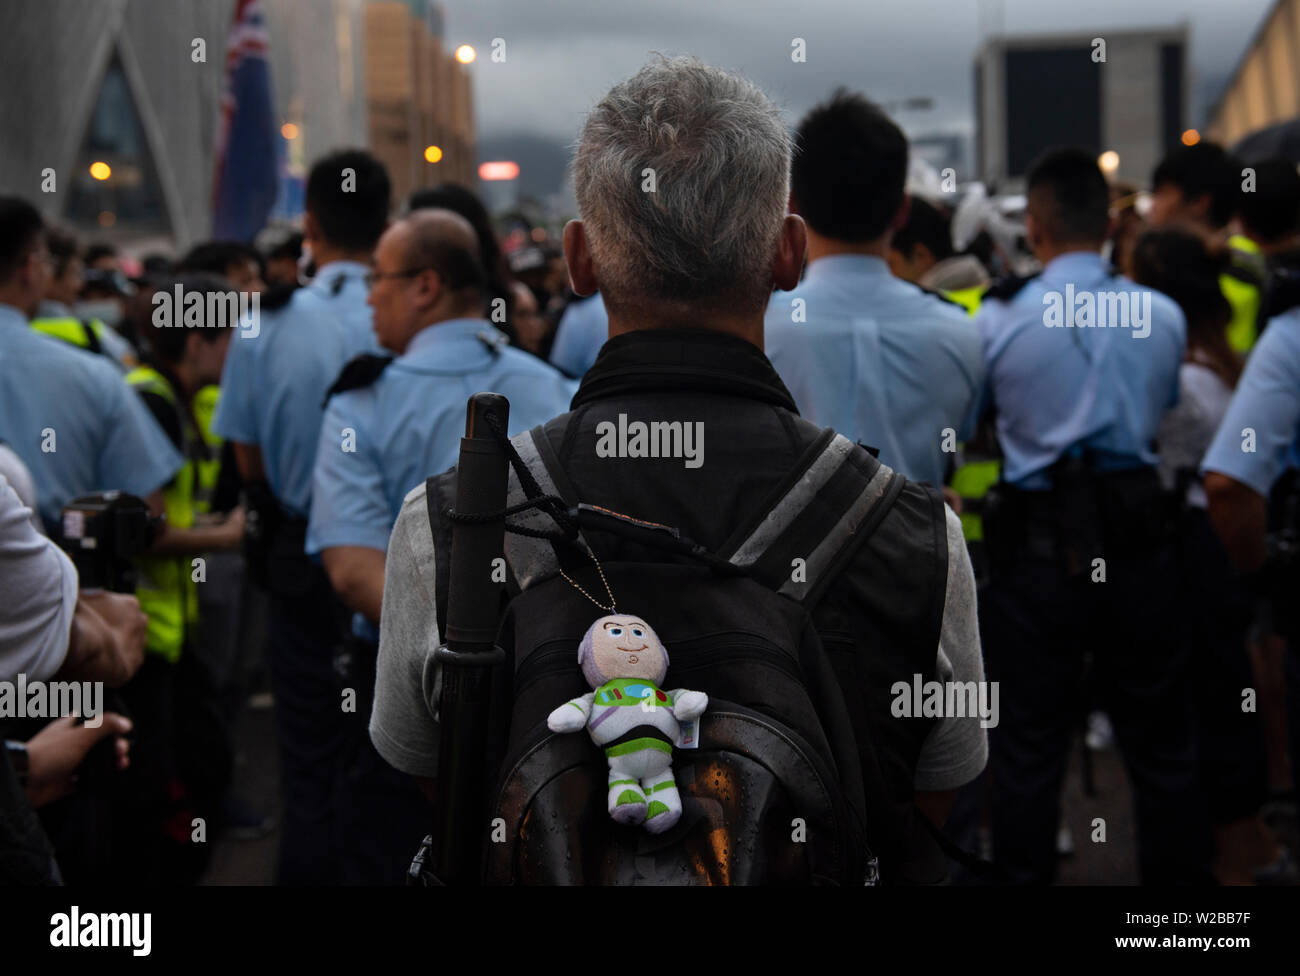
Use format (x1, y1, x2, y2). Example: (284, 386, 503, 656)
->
(211, 0, 277, 242)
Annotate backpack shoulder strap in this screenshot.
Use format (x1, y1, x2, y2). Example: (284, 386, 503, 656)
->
(719, 429, 906, 607)
(425, 417, 593, 629)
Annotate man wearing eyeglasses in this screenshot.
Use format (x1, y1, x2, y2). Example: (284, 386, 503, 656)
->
(306, 208, 574, 883)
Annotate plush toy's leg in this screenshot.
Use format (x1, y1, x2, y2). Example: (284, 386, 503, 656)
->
(642, 767, 682, 834)
(607, 764, 647, 825)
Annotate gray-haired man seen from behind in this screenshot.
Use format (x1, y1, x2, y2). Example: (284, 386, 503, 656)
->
(370, 56, 987, 883)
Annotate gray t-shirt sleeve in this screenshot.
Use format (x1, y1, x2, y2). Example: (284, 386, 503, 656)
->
(370, 483, 443, 778)
(913, 505, 989, 791)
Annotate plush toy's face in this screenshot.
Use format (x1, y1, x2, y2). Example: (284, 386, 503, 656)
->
(579, 615, 668, 686)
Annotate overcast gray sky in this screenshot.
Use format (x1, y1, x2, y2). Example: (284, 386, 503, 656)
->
(449, 0, 1268, 135)
(445, 0, 1274, 197)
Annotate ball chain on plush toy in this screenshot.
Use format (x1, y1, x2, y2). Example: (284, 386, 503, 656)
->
(546, 614, 708, 833)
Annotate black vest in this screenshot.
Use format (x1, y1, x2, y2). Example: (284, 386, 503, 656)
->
(432, 329, 951, 878)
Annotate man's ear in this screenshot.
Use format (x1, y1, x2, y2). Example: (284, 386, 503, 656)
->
(563, 220, 598, 296)
(772, 213, 808, 293)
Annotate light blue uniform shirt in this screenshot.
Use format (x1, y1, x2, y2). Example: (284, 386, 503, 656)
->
(973, 251, 1186, 490)
(765, 254, 984, 487)
(0, 303, 182, 528)
(211, 287, 355, 517)
(307, 318, 577, 556)
(1202, 307, 1300, 496)
(549, 293, 608, 378)
(305, 260, 384, 358)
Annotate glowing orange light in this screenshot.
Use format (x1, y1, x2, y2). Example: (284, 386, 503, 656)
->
(89, 161, 112, 181)
(424, 145, 444, 164)
(456, 45, 476, 64)
(1182, 129, 1200, 146)
(281, 123, 299, 140)
(478, 161, 520, 181)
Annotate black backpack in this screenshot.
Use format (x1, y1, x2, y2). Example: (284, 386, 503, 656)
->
(424, 424, 935, 885)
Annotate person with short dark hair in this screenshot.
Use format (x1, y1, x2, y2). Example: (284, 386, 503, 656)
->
(974, 148, 1208, 884)
(261, 233, 302, 289)
(888, 196, 989, 312)
(210, 149, 394, 885)
(1237, 157, 1300, 325)
(28, 227, 138, 369)
(1150, 142, 1263, 352)
(298, 148, 392, 355)
(0, 196, 181, 533)
(83, 242, 119, 273)
(176, 242, 266, 294)
(113, 273, 246, 882)
(765, 89, 984, 489)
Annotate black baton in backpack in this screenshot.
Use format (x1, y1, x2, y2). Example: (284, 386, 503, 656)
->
(431, 393, 510, 884)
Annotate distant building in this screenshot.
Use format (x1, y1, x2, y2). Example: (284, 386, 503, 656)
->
(974, 27, 1188, 189)
(1206, 0, 1300, 148)
(364, 0, 475, 206)
(0, 0, 475, 254)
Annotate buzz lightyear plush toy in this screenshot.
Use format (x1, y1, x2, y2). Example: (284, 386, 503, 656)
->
(547, 615, 708, 834)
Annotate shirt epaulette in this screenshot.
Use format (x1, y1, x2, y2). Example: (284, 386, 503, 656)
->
(322, 353, 395, 407)
(982, 273, 1040, 302)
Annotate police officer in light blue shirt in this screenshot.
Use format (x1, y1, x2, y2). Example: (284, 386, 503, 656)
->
(974, 255, 1185, 490)
(1203, 303, 1300, 559)
(0, 199, 181, 532)
(307, 208, 575, 884)
(974, 149, 1206, 885)
(1203, 297, 1300, 799)
(549, 291, 608, 379)
(210, 149, 393, 887)
(763, 91, 983, 488)
(310, 209, 576, 618)
(304, 258, 383, 359)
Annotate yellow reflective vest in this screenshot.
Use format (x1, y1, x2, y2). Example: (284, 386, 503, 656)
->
(30, 316, 109, 353)
(125, 366, 199, 663)
(1223, 235, 1264, 354)
(191, 385, 223, 514)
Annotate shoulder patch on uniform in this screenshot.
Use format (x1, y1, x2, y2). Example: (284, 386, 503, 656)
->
(982, 273, 1040, 302)
(322, 353, 395, 406)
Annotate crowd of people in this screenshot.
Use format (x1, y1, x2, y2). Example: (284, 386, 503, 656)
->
(2, 54, 1299, 886)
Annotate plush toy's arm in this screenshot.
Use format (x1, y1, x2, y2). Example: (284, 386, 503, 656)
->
(668, 689, 708, 721)
(547, 692, 596, 733)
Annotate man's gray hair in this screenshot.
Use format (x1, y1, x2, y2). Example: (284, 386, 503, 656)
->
(572, 55, 792, 313)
